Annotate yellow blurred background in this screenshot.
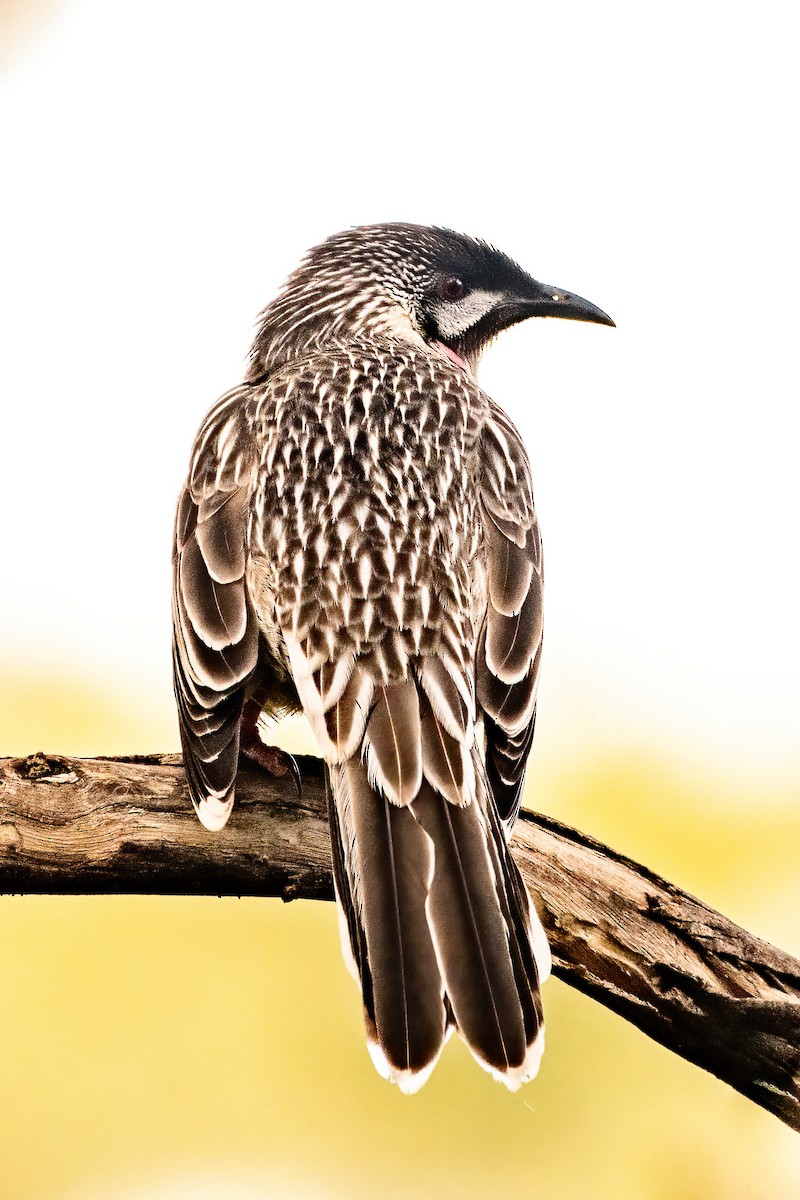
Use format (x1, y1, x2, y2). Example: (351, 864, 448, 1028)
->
(3, 677, 799, 1200)
(2, 1, 799, 1197)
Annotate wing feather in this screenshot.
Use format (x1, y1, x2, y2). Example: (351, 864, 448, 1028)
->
(172, 387, 258, 831)
(478, 405, 544, 825)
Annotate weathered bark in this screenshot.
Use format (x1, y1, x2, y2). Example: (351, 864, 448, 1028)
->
(1, 750, 799, 1131)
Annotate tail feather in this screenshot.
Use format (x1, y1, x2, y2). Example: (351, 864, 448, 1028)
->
(330, 759, 447, 1091)
(419, 699, 475, 807)
(412, 779, 543, 1087)
(327, 701, 548, 1091)
(362, 680, 423, 805)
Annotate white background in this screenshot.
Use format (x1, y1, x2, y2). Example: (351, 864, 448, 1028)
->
(1, 0, 798, 787)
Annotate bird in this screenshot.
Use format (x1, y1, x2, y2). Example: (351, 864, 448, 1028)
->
(172, 223, 614, 1093)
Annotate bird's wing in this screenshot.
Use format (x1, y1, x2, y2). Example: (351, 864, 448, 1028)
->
(477, 402, 544, 827)
(172, 386, 259, 831)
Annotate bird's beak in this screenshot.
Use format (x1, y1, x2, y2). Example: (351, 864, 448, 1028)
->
(512, 279, 615, 328)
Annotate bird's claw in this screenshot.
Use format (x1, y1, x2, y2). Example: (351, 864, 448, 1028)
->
(287, 751, 303, 800)
(240, 735, 303, 801)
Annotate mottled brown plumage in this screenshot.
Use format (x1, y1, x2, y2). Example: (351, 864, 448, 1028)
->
(172, 223, 613, 1090)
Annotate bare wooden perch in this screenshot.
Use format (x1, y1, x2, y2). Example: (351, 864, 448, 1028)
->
(1, 750, 799, 1131)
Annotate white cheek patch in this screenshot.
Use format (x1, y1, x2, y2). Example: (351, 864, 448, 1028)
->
(433, 289, 504, 340)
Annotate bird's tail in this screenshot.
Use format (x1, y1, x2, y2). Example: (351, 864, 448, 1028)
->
(325, 675, 550, 1093)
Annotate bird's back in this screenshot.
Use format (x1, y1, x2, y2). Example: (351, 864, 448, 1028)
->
(247, 342, 487, 709)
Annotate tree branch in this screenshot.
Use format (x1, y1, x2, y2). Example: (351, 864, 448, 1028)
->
(2, 750, 798, 1131)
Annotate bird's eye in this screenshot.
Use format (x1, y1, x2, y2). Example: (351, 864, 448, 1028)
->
(439, 276, 467, 302)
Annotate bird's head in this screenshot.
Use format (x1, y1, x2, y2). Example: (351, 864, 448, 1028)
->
(250, 223, 614, 374)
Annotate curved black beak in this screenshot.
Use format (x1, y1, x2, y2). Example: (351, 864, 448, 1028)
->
(447, 272, 615, 368)
(516, 279, 615, 327)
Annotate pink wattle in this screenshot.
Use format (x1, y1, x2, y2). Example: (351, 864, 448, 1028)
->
(433, 340, 470, 374)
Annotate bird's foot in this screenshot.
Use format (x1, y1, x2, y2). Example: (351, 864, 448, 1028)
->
(239, 701, 302, 799)
(240, 736, 302, 799)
